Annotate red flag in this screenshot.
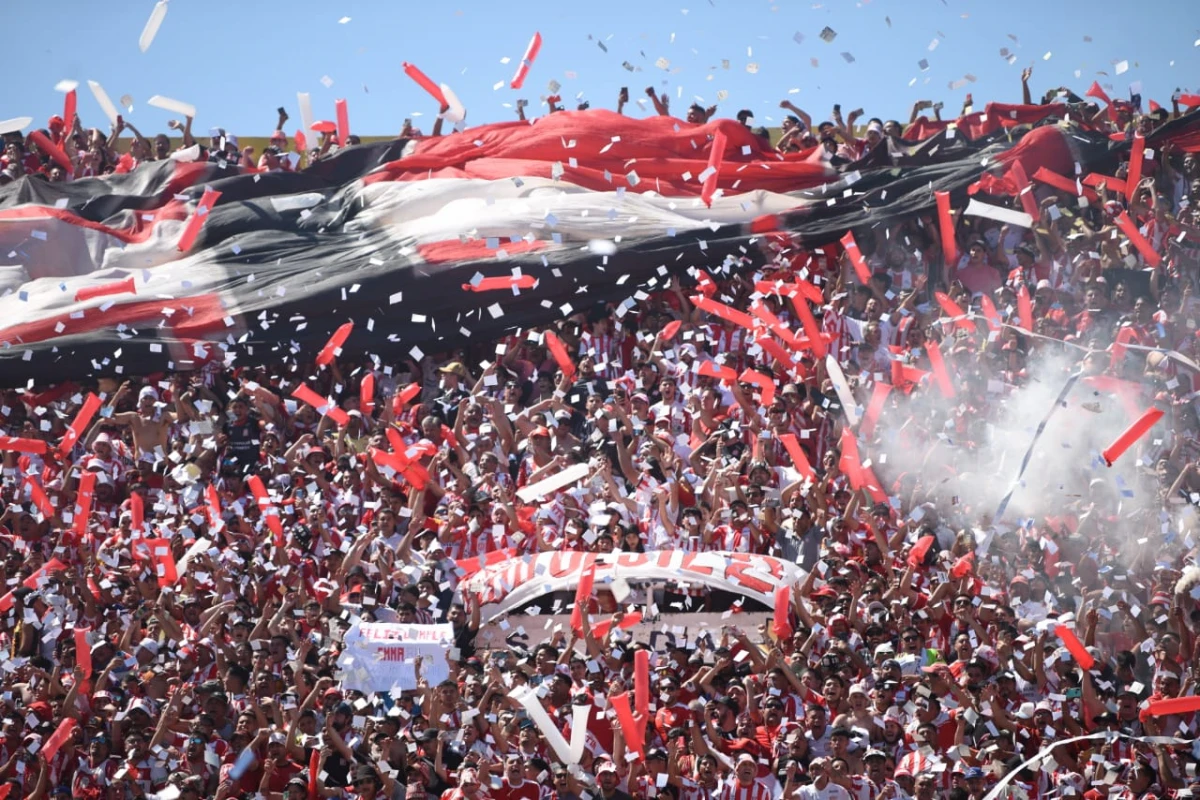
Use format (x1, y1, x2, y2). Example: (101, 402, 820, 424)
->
(1054, 624, 1095, 670)
(177, 188, 223, 252)
(935, 190, 958, 266)
(316, 321, 354, 366)
(1102, 407, 1164, 467)
(772, 584, 794, 641)
(41, 718, 77, 763)
(60, 392, 101, 457)
(701, 130, 728, 208)
(840, 231, 873, 284)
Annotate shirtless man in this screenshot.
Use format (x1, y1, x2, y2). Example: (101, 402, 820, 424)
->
(102, 383, 187, 469)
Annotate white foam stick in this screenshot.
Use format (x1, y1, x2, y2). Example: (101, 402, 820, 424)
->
(0, 117, 33, 135)
(439, 83, 466, 124)
(568, 701, 591, 762)
(147, 95, 196, 119)
(510, 686, 572, 763)
(176, 537, 213, 572)
(516, 462, 590, 503)
(297, 92, 314, 138)
(139, 0, 169, 53)
(964, 198, 1034, 229)
(54, 80, 79, 93)
(825, 354, 860, 425)
(87, 81, 120, 127)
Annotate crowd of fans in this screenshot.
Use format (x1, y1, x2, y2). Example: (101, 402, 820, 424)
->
(1, 63, 1200, 800)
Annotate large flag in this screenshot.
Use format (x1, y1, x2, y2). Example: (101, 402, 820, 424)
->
(0, 107, 1194, 378)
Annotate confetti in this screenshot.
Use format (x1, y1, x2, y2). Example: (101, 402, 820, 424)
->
(819, 26, 836, 43)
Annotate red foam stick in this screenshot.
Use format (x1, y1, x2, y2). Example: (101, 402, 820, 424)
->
(908, 534, 936, 568)
(294, 130, 308, 153)
(311, 120, 336, 134)
(1083, 173, 1129, 197)
(1055, 624, 1095, 670)
(1110, 326, 1138, 371)
(609, 692, 644, 758)
(701, 130, 728, 207)
(316, 321, 354, 366)
(130, 492, 145, 535)
(860, 381, 892, 439)
(590, 611, 643, 639)
(789, 296, 827, 359)
(75, 627, 91, 689)
(291, 384, 350, 427)
(308, 747, 320, 800)
(779, 433, 816, 482)
(934, 291, 974, 332)
(63, 89, 77, 134)
(1032, 167, 1093, 201)
(360, 373, 375, 416)
(74, 471, 96, 539)
(544, 331, 576, 384)
(979, 294, 1002, 332)
(24, 477, 53, 518)
(403, 63, 447, 105)
(150, 539, 178, 587)
(335, 99, 350, 147)
(0, 436, 47, 454)
(1082, 375, 1142, 420)
(738, 369, 776, 406)
(1017, 284, 1033, 332)
(772, 584, 794, 641)
(177, 188, 222, 252)
(1114, 211, 1162, 268)
(1086, 81, 1112, 106)
(691, 294, 755, 330)
(570, 563, 595, 637)
(950, 553, 975, 580)
(1009, 160, 1039, 221)
(662, 320, 683, 341)
(750, 301, 801, 349)
(696, 361, 738, 382)
(246, 474, 285, 546)
(935, 190, 958, 266)
(1102, 407, 1163, 467)
(60, 392, 101, 457)
(755, 336, 796, 371)
(509, 32, 543, 89)
(925, 338, 956, 399)
(634, 649, 651, 720)
(840, 231, 873, 284)
(839, 429, 865, 490)
(41, 718, 77, 764)
(75, 276, 136, 303)
(1180, 94, 1200, 108)
(29, 130, 73, 173)
(206, 483, 222, 529)
(0, 558, 67, 613)
(462, 275, 537, 292)
(1144, 695, 1200, 718)
(393, 382, 422, 414)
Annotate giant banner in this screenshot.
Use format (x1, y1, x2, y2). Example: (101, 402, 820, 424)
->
(337, 622, 453, 693)
(462, 550, 805, 621)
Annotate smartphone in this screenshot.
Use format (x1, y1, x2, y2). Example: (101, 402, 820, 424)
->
(403, 118, 412, 129)
(277, 107, 286, 116)
(833, 103, 841, 113)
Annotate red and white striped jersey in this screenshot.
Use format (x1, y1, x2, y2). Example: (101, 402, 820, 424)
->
(716, 778, 772, 800)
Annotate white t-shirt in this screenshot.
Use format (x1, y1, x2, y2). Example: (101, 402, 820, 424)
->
(796, 782, 853, 800)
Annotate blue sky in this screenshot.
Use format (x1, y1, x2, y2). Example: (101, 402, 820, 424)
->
(8, 0, 1198, 137)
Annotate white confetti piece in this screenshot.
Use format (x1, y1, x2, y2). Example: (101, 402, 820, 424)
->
(840, 52, 855, 63)
(1114, 60, 1129, 75)
(928, 38, 939, 51)
(792, 31, 804, 44)
(320, 75, 334, 88)
(746, 62, 759, 73)
(819, 26, 836, 42)
(338, 16, 351, 23)
(1042, 51, 1052, 61)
